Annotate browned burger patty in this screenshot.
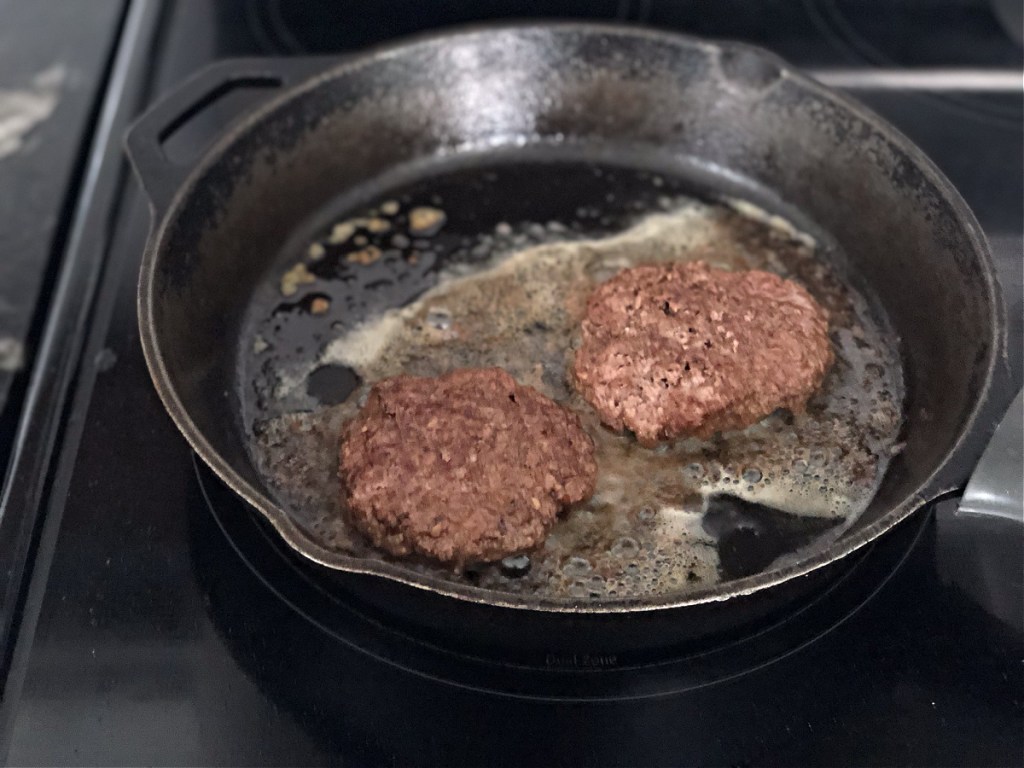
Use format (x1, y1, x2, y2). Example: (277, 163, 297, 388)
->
(572, 261, 833, 445)
(339, 368, 597, 564)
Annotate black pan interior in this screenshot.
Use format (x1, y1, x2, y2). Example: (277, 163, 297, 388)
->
(237, 145, 905, 599)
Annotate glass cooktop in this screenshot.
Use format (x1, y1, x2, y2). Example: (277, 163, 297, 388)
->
(1, 0, 1020, 764)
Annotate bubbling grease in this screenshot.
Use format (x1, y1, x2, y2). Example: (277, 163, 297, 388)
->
(250, 194, 904, 602)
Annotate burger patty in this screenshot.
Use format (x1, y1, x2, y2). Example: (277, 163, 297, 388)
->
(572, 261, 833, 445)
(339, 368, 597, 564)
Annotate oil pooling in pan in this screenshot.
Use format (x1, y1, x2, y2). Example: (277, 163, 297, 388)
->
(245, 158, 905, 603)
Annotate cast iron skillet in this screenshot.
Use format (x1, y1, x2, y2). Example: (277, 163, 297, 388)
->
(125, 24, 1010, 622)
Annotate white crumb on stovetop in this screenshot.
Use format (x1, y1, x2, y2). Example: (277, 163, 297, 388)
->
(0, 64, 65, 160)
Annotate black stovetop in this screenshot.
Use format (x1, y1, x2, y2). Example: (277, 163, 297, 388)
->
(1, 1, 1021, 764)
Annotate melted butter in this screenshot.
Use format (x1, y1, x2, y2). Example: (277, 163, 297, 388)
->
(252, 197, 904, 601)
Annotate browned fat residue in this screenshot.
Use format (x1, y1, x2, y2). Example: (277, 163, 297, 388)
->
(328, 221, 357, 245)
(346, 245, 383, 265)
(252, 199, 905, 603)
(407, 206, 447, 237)
(280, 262, 316, 297)
(310, 296, 331, 315)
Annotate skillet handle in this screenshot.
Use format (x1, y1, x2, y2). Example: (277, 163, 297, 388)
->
(125, 57, 328, 216)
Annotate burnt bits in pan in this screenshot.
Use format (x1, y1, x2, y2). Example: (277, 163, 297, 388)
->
(243, 152, 905, 604)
